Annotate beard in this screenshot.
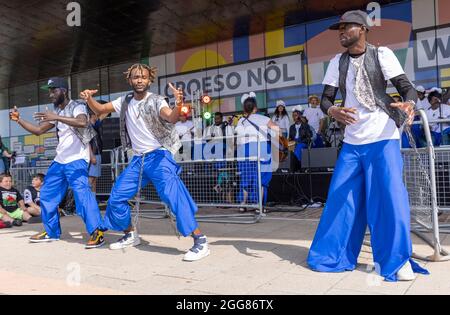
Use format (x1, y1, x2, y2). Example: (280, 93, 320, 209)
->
(53, 93, 66, 108)
(132, 82, 150, 94)
(341, 35, 359, 48)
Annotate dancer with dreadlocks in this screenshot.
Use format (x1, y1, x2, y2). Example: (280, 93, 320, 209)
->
(80, 64, 210, 261)
(9, 77, 103, 248)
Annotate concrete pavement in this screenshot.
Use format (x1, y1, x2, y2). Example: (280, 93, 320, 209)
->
(0, 210, 449, 295)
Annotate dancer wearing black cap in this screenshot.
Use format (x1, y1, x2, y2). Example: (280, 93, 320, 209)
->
(9, 77, 104, 248)
(307, 10, 429, 281)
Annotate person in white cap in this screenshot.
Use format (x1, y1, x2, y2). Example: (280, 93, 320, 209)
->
(415, 86, 430, 111)
(271, 100, 290, 138)
(425, 88, 450, 146)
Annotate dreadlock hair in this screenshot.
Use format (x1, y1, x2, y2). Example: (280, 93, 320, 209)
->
(124, 64, 158, 83)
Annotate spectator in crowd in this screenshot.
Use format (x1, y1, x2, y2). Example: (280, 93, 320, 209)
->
(444, 99, 450, 145)
(87, 103, 108, 195)
(204, 112, 235, 204)
(271, 100, 290, 138)
(415, 86, 430, 111)
(204, 112, 234, 138)
(0, 173, 31, 226)
(426, 88, 450, 146)
(23, 173, 45, 223)
(175, 113, 194, 161)
(203, 112, 234, 157)
(289, 110, 316, 170)
(303, 95, 325, 147)
(235, 92, 279, 213)
(175, 113, 194, 141)
(0, 136, 13, 175)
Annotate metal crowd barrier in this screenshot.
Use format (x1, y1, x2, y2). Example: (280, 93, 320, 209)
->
(113, 135, 266, 224)
(402, 110, 450, 262)
(9, 165, 49, 194)
(95, 149, 115, 199)
(110, 137, 270, 224)
(9, 134, 270, 226)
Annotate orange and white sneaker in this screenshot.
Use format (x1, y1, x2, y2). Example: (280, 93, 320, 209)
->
(29, 231, 59, 243)
(85, 229, 105, 249)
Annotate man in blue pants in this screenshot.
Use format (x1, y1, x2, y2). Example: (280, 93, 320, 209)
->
(80, 64, 210, 261)
(307, 10, 429, 281)
(10, 77, 104, 248)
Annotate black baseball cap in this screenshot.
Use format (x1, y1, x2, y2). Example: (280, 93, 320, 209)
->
(329, 10, 371, 31)
(40, 77, 69, 90)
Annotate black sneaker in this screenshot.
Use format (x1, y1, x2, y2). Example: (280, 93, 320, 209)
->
(12, 219, 22, 227)
(85, 229, 105, 249)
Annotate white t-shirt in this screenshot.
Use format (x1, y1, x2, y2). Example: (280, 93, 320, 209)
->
(416, 97, 431, 111)
(112, 92, 169, 155)
(426, 105, 450, 132)
(303, 106, 324, 133)
(203, 124, 234, 139)
(322, 46, 405, 145)
(54, 102, 90, 164)
(175, 120, 194, 141)
(271, 115, 290, 132)
(235, 114, 271, 145)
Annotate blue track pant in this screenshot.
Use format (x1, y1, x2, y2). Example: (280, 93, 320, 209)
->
(307, 140, 429, 281)
(40, 160, 102, 239)
(103, 150, 198, 237)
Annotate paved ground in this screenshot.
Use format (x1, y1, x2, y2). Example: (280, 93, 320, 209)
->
(1, 208, 450, 295)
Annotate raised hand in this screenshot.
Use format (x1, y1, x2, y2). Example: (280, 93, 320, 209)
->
(33, 106, 58, 123)
(168, 82, 183, 106)
(80, 89, 99, 101)
(390, 102, 415, 126)
(9, 106, 20, 122)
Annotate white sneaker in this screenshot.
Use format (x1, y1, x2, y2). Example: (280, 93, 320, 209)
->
(397, 261, 416, 281)
(183, 235, 210, 262)
(109, 231, 141, 250)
